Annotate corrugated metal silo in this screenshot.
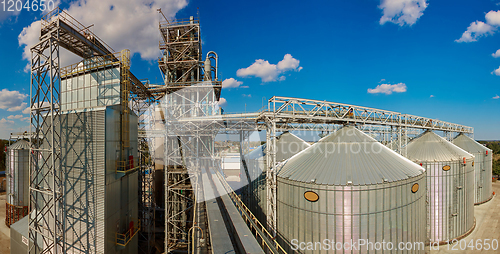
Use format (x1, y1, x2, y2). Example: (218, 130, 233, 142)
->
(277, 126, 427, 253)
(452, 134, 493, 205)
(243, 132, 310, 226)
(406, 131, 475, 243)
(5, 140, 30, 227)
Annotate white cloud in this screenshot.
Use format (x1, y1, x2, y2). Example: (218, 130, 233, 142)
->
(492, 49, 500, 58)
(493, 95, 500, 99)
(379, 0, 428, 26)
(237, 59, 279, 82)
(22, 107, 30, 114)
(430, 95, 434, 98)
(492, 66, 500, 76)
(7, 115, 23, 120)
(18, 20, 41, 62)
(368, 83, 407, 95)
(9, 102, 27, 112)
(485, 10, 500, 26)
(242, 94, 251, 98)
(456, 10, 500, 43)
(43, 0, 62, 15)
(218, 97, 227, 106)
(277, 54, 300, 71)
(222, 78, 243, 89)
(240, 85, 249, 88)
(237, 54, 301, 82)
(0, 6, 20, 24)
(0, 89, 28, 111)
(456, 21, 495, 42)
(19, 0, 188, 68)
(0, 118, 15, 126)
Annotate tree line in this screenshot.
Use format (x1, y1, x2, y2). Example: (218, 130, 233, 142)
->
(479, 141, 500, 176)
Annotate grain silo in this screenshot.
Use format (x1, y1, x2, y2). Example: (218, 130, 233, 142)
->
(406, 131, 475, 243)
(243, 132, 310, 226)
(453, 133, 493, 205)
(276, 126, 427, 253)
(5, 140, 30, 227)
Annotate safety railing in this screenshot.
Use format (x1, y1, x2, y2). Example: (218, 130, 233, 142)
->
(212, 169, 287, 254)
(116, 164, 140, 174)
(116, 219, 141, 247)
(60, 51, 122, 78)
(41, 7, 114, 54)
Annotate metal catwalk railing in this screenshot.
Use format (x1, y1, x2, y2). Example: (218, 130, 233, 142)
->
(212, 169, 287, 254)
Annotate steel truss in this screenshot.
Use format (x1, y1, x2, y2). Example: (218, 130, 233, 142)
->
(132, 96, 156, 254)
(156, 9, 222, 253)
(29, 8, 153, 254)
(29, 28, 64, 254)
(168, 95, 474, 240)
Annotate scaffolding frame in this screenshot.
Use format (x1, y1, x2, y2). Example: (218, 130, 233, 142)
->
(29, 8, 153, 254)
(156, 9, 223, 253)
(26, 7, 476, 254)
(29, 26, 65, 254)
(169, 95, 473, 243)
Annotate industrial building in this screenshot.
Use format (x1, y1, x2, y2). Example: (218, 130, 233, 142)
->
(10, 6, 494, 254)
(406, 131, 475, 243)
(242, 132, 311, 227)
(5, 140, 30, 227)
(276, 126, 427, 253)
(453, 133, 493, 205)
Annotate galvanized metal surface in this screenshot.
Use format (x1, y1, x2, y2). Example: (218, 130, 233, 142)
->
(407, 131, 475, 242)
(243, 132, 310, 227)
(406, 131, 473, 162)
(276, 126, 427, 253)
(61, 66, 121, 111)
(6, 140, 30, 207)
(58, 106, 139, 254)
(453, 134, 493, 204)
(201, 169, 236, 254)
(278, 127, 424, 185)
(10, 215, 33, 254)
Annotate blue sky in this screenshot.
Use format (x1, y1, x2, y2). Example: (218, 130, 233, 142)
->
(0, 0, 499, 139)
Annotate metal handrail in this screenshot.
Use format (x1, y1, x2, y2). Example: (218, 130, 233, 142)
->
(115, 219, 141, 247)
(159, 17, 199, 27)
(60, 51, 122, 77)
(41, 7, 115, 54)
(213, 169, 287, 254)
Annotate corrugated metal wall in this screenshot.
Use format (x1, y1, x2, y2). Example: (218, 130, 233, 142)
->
(277, 176, 427, 254)
(62, 109, 105, 253)
(423, 160, 475, 242)
(6, 142, 30, 206)
(60, 106, 138, 254)
(61, 66, 121, 111)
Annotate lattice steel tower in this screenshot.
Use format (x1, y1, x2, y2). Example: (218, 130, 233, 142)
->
(157, 11, 222, 252)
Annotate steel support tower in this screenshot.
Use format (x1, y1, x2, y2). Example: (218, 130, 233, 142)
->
(157, 11, 222, 252)
(29, 8, 153, 254)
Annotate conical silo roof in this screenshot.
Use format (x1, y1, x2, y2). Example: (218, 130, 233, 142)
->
(452, 133, 491, 154)
(277, 126, 425, 186)
(8, 140, 30, 150)
(406, 131, 473, 162)
(275, 132, 311, 162)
